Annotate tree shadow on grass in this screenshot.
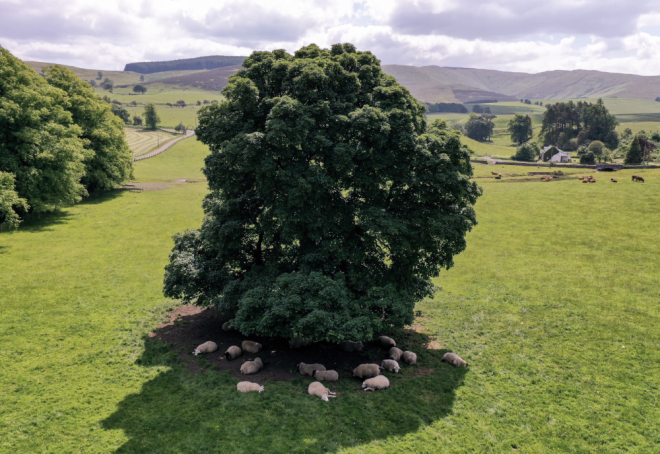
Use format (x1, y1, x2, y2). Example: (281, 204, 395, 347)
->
(102, 318, 468, 453)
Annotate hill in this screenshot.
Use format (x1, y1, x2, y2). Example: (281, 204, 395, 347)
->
(124, 55, 246, 74)
(141, 65, 242, 91)
(382, 65, 660, 103)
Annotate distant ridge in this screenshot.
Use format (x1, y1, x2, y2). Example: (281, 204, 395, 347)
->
(124, 55, 246, 74)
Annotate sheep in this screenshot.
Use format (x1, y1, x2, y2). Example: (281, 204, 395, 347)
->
(389, 347, 403, 361)
(240, 357, 263, 375)
(222, 321, 235, 331)
(339, 340, 363, 352)
(362, 375, 390, 391)
(242, 340, 262, 353)
(289, 337, 313, 348)
(380, 359, 400, 373)
(378, 336, 396, 348)
(352, 363, 381, 379)
(237, 381, 264, 393)
(313, 370, 339, 381)
(193, 341, 218, 356)
(308, 381, 336, 401)
(442, 352, 468, 367)
(225, 345, 242, 360)
(402, 351, 417, 365)
(298, 362, 326, 376)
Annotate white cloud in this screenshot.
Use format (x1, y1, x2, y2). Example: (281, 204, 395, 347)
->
(1, 0, 660, 75)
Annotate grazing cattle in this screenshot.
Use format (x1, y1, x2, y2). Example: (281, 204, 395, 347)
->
(590, 179, 596, 183)
(632, 175, 645, 182)
(578, 176, 584, 180)
(611, 178, 618, 183)
(491, 172, 499, 175)
(582, 180, 588, 183)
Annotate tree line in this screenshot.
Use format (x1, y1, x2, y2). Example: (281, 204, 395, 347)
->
(0, 48, 133, 228)
(124, 55, 246, 74)
(540, 99, 618, 150)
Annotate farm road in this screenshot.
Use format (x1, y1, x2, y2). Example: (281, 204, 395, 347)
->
(132, 130, 195, 162)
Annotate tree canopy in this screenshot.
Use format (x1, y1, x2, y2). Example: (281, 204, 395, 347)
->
(0, 172, 28, 228)
(143, 103, 160, 129)
(163, 43, 482, 343)
(512, 141, 539, 162)
(465, 114, 495, 141)
(0, 48, 89, 214)
(133, 84, 147, 94)
(44, 65, 133, 192)
(541, 99, 618, 149)
(507, 113, 533, 144)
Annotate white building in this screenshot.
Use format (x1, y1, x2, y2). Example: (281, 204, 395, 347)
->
(541, 146, 571, 163)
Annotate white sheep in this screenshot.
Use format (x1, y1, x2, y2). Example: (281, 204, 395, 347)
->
(308, 381, 336, 401)
(379, 336, 396, 348)
(240, 357, 263, 375)
(389, 347, 403, 361)
(236, 381, 264, 393)
(298, 362, 326, 376)
(339, 340, 363, 352)
(289, 337, 313, 348)
(380, 359, 400, 373)
(313, 370, 339, 381)
(352, 363, 381, 379)
(362, 375, 390, 391)
(442, 352, 468, 367)
(225, 345, 242, 360)
(193, 341, 218, 356)
(402, 351, 417, 365)
(241, 340, 262, 353)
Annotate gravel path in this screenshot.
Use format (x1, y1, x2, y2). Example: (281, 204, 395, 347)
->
(132, 130, 195, 162)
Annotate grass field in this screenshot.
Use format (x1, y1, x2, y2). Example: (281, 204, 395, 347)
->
(1, 136, 660, 452)
(97, 86, 221, 106)
(125, 104, 203, 130)
(124, 128, 180, 157)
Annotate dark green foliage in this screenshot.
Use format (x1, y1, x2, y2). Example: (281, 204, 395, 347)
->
(124, 55, 246, 74)
(133, 84, 147, 94)
(143, 103, 160, 129)
(580, 152, 596, 164)
(588, 140, 605, 156)
(541, 99, 618, 149)
(465, 114, 495, 141)
(89, 79, 97, 87)
(625, 137, 644, 164)
(44, 65, 133, 192)
(100, 78, 114, 91)
(133, 115, 143, 126)
(164, 43, 482, 342)
(0, 171, 28, 228)
(507, 113, 533, 144)
(0, 48, 89, 214)
(425, 102, 467, 113)
(174, 122, 186, 133)
(512, 141, 539, 162)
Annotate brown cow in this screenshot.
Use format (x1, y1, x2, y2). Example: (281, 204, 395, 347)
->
(578, 176, 584, 180)
(491, 172, 499, 175)
(590, 179, 596, 183)
(632, 175, 645, 182)
(582, 180, 588, 183)
(611, 178, 618, 183)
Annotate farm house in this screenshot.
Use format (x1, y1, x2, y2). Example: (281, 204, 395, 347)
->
(541, 146, 571, 163)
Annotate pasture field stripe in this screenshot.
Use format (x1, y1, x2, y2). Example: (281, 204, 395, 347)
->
(132, 130, 196, 161)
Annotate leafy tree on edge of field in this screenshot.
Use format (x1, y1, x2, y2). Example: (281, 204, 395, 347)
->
(512, 141, 539, 162)
(44, 65, 133, 192)
(580, 151, 596, 164)
(133, 84, 147, 94)
(133, 115, 143, 126)
(625, 136, 644, 164)
(541, 99, 618, 149)
(0, 48, 89, 215)
(101, 78, 114, 91)
(143, 103, 160, 129)
(465, 113, 495, 141)
(163, 43, 482, 343)
(97, 71, 103, 80)
(0, 172, 28, 229)
(507, 113, 533, 144)
(174, 122, 186, 134)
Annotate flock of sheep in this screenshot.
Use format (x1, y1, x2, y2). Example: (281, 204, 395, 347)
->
(192, 334, 468, 401)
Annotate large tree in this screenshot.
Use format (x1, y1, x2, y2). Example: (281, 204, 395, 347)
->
(507, 113, 533, 144)
(0, 47, 89, 214)
(44, 65, 133, 192)
(541, 99, 618, 149)
(0, 172, 28, 229)
(163, 44, 482, 343)
(143, 103, 160, 129)
(465, 114, 495, 141)
(625, 136, 644, 164)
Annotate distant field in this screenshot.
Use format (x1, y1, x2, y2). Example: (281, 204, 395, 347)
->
(126, 105, 202, 129)
(95, 86, 220, 105)
(125, 129, 180, 157)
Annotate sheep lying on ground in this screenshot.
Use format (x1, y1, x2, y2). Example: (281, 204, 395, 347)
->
(298, 362, 326, 376)
(402, 351, 417, 365)
(308, 381, 336, 401)
(380, 359, 400, 373)
(225, 345, 242, 360)
(240, 357, 263, 375)
(353, 363, 381, 379)
(339, 340, 363, 352)
(362, 375, 390, 391)
(378, 336, 396, 348)
(237, 381, 264, 393)
(389, 347, 403, 361)
(242, 340, 262, 353)
(313, 370, 339, 381)
(222, 321, 235, 331)
(442, 352, 468, 367)
(193, 341, 218, 356)
(289, 337, 313, 348)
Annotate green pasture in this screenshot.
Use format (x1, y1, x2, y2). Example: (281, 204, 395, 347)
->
(97, 86, 221, 105)
(1, 136, 660, 452)
(125, 105, 202, 130)
(124, 128, 179, 157)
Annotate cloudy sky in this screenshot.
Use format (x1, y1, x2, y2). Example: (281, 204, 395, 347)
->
(3, 0, 660, 75)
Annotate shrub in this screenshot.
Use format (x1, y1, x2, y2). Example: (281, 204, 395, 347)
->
(512, 142, 539, 162)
